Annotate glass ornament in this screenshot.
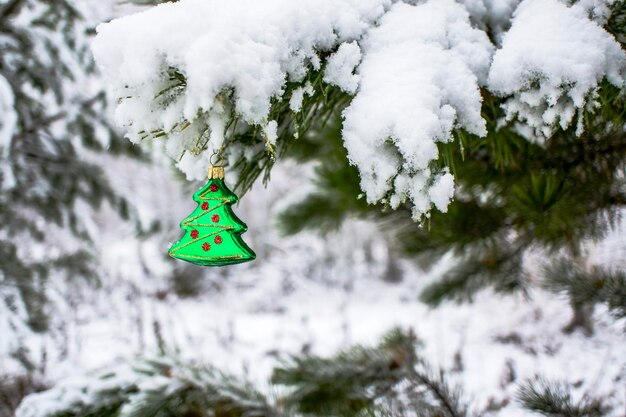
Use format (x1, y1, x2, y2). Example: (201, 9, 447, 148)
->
(168, 166, 256, 266)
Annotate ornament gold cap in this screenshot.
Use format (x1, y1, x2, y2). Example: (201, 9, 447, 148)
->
(208, 165, 225, 179)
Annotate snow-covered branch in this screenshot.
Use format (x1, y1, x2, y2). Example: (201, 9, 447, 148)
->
(92, 0, 626, 218)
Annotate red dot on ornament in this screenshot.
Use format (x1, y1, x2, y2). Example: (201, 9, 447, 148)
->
(210, 184, 219, 192)
(190, 230, 199, 239)
(202, 242, 211, 251)
(201, 202, 209, 210)
(211, 214, 220, 223)
(214, 235, 223, 244)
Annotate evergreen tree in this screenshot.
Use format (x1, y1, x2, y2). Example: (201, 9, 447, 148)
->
(16, 355, 278, 417)
(517, 378, 608, 417)
(273, 3, 626, 334)
(90, 0, 626, 335)
(14, 329, 619, 417)
(278, 81, 626, 333)
(15, 329, 475, 417)
(13, 1, 625, 416)
(0, 0, 141, 375)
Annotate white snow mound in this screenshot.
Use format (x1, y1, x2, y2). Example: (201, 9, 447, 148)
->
(488, 0, 626, 139)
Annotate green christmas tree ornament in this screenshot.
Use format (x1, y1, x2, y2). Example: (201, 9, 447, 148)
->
(169, 166, 256, 266)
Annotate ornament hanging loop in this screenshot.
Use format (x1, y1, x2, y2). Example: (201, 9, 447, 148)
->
(210, 150, 224, 167)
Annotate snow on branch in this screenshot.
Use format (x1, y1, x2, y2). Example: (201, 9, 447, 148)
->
(16, 357, 276, 417)
(92, 0, 626, 218)
(92, 0, 390, 178)
(342, 0, 493, 218)
(488, 0, 626, 139)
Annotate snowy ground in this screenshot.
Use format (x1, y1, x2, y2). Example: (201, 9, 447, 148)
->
(31, 156, 625, 417)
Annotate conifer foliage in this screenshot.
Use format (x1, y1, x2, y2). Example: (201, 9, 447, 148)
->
(16, 329, 473, 417)
(17, 329, 618, 417)
(91, 0, 626, 331)
(0, 0, 140, 372)
(8, 0, 626, 416)
(517, 379, 608, 417)
(17, 356, 278, 417)
(271, 2, 626, 332)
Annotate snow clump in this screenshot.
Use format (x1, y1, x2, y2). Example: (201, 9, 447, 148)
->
(488, 0, 626, 139)
(342, 0, 493, 218)
(323, 41, 362, 94)
(92, 0, 390, 179)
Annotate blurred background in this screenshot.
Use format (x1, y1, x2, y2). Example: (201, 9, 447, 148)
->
(0, 1, 625, 417)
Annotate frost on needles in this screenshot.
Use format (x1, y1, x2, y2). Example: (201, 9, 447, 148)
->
(92, 0, 626, 220)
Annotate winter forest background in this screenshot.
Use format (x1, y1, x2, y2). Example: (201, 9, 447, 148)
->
(1, 0, 626, 416)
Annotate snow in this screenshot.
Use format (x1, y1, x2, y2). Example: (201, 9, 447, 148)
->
(0, 75, 17, 190)
(93, 0, 626, 218)
(323, 41, 362, 94)
(342, 0, 492, 218)
(0, 279, 31, 377)
(264, 120, 278, 147)
(428, 171, 455, 212)
(208, 106, 227, 155)
(92, 0, 495, 217)
(16, 363, 141, 417)
(0, 0, 124, 379)
(488, 0, 626, 139)
(288, 82, 314, 113)
(460, 0, 521, 42)
(9, 157, 626, 417)
(9, 1, 626, 413)
(92, 0, 390, 179)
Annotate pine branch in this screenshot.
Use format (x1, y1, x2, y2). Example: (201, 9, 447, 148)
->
(272, 328, 419, 416)
(11, 93, 106, 142)
(16, 356, 280, 417)
(0, 0, 146, 340)
(17, 334, 473, 417)
(517, 379, 608, 417)
(419, 243, 526, 306)
(122, 359, 279, 417)
(272, 328, 473, 417)
(543, 260, 626, 320)
(607, 0, 626, 43)
(412, 370, 467, 417)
